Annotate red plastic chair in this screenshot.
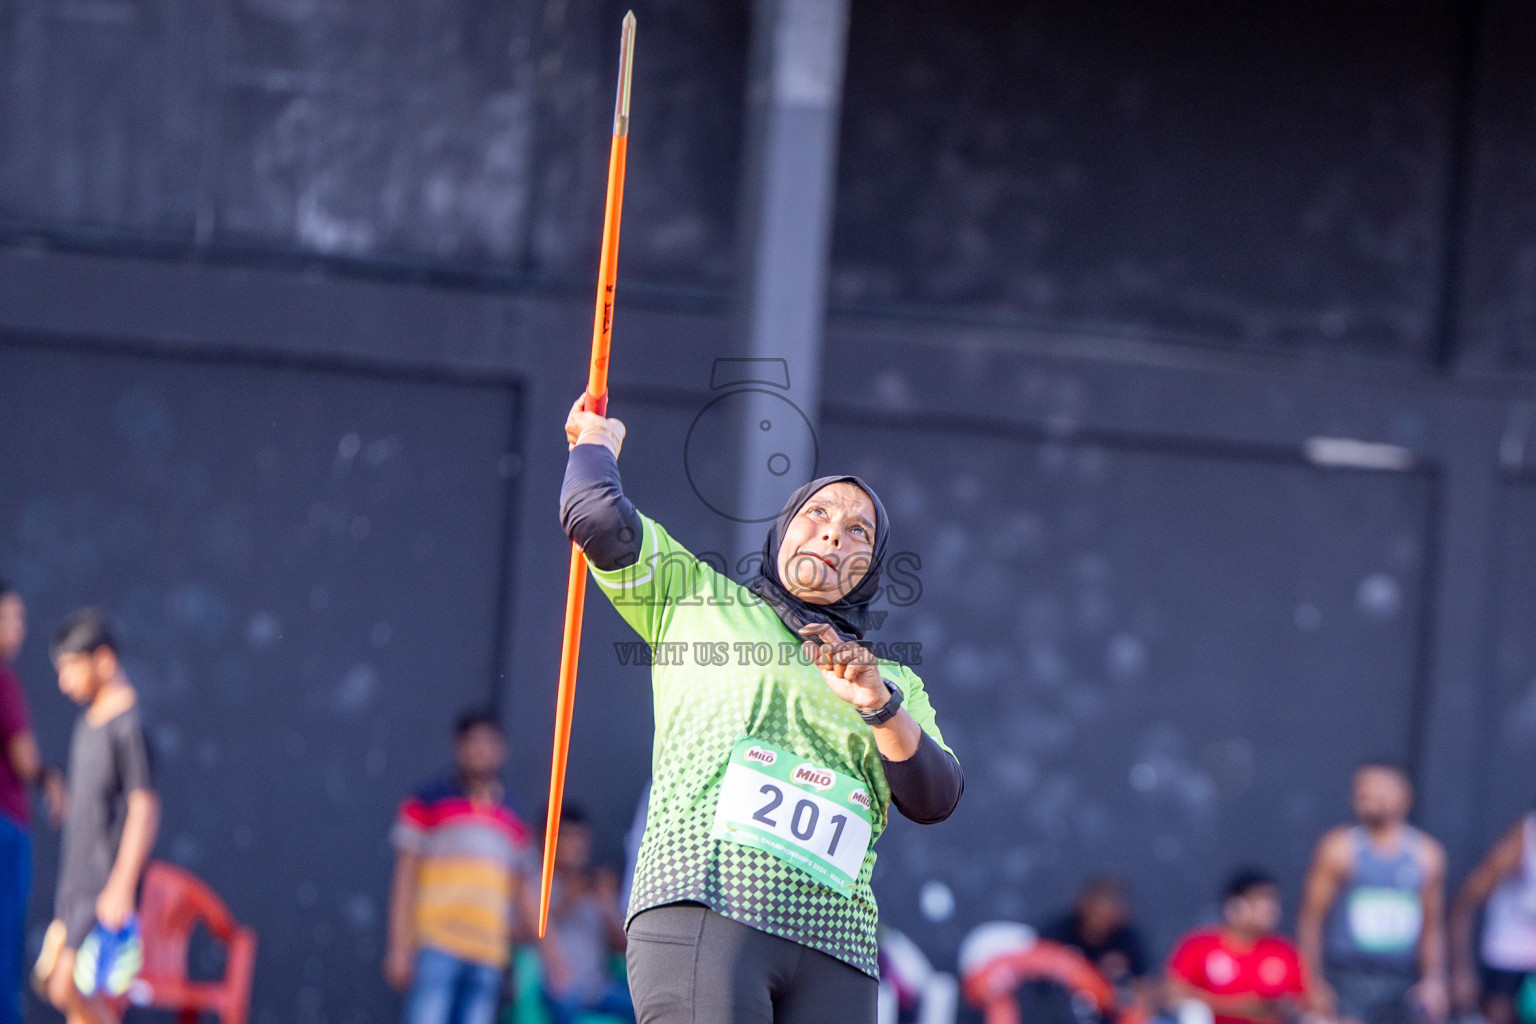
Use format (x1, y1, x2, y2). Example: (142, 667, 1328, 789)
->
(118, 861, 257, 1024)
(963, 939, 1118, 1024)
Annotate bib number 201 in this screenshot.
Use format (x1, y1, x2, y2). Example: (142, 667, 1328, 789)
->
(711, 737, 874, 891)
(752, 784, 848, 854)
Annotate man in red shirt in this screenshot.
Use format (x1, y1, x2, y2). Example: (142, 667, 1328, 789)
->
(1168, 868, 1310, 1024)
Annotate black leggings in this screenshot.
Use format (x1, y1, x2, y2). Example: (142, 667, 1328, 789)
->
(625, 903, 878, 1024)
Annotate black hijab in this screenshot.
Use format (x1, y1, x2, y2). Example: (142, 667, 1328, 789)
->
(747, 475, 890, 641)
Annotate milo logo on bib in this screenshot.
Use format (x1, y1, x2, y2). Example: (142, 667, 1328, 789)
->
(791, 764, 836, 792)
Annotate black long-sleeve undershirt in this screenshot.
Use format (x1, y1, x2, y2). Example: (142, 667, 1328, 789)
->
(559, 442, 964, 824)
(882, 733, 964, 824)
(561, 442, 643, 571)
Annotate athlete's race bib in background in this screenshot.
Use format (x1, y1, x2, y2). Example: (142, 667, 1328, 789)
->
(1348, 887, 1423, 953)
(710, 737, 874, 891)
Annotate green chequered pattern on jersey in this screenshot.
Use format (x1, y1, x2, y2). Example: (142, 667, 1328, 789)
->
(590, 512, 954, 978)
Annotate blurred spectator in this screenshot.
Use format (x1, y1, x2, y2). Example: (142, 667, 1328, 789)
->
(527, 805, 633, 1024)
(386, 710, 530, 1024)
(0, 583, 64, 1024)
(1041, 876, 1152, 1000)
(37, 609, 160, 1024)
(1298, 762, 1448, 1024)
(1449, 807, 1536, 1024)
(1167, 868, 1308, 1024)
(877, 921, 959, 1024)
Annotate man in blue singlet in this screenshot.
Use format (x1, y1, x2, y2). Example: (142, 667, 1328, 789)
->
(1299, 762, 1448, 1024)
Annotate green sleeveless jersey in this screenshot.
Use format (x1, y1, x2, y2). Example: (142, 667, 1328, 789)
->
(591, 512, 954, 977)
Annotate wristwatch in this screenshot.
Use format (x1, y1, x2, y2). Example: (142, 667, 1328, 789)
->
(858, 678, 904, 726)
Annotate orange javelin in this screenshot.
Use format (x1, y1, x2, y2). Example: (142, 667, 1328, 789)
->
(539, 10, 636, 939)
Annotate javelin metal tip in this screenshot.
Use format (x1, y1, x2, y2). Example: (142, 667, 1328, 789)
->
(613, 12, 637, 136)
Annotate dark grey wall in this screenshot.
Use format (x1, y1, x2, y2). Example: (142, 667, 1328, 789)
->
(833, 0, 1458, 362)
(1483, 479, 1536, 834)
(1460, 1, 1536, 375)
(0, 0, 746, 291)
(4, 0, 1536, 1021)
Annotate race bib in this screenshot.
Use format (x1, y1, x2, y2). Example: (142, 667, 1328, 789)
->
(1348, 887, 1423, 953)
(710, 737, 875, 891)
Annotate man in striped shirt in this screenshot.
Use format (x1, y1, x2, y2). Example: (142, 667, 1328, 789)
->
(386, 710, 531, 1024)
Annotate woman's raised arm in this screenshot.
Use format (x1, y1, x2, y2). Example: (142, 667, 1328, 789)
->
(560, 394, 642, 572)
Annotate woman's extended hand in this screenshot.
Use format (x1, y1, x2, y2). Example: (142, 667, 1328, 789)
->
(565, 393, 627, 458)
(798, 622, 888, 713)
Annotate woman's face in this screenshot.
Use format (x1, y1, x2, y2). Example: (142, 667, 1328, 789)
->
(775, 481, 877, 605)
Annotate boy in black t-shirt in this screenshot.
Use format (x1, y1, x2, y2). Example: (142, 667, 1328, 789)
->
(1040, 874, 1156, 1023)
(1041, 876, 1151, 991)
(36, 611, 158, 1024)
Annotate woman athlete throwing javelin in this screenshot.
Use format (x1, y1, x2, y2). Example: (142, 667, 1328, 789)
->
(561, 395, 963, 1023)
